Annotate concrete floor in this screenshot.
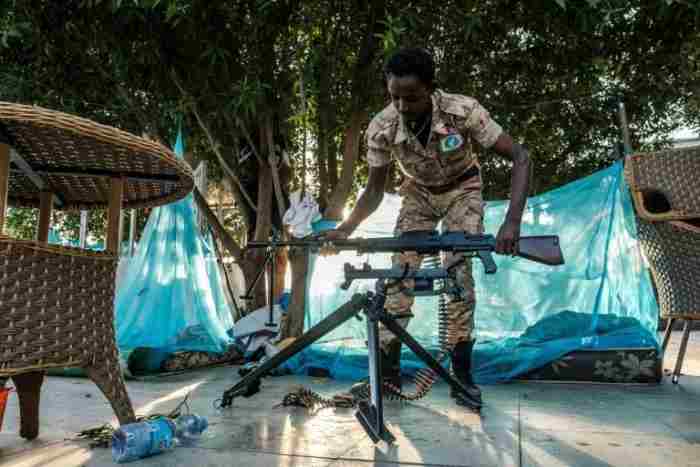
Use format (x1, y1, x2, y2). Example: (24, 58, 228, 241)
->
(2, 332, 700, 466)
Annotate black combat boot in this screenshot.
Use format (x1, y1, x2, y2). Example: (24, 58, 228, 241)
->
(450, 340, 482, 409)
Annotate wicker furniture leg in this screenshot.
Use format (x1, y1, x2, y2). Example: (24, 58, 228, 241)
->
(661, 318, 676, 353)
(85, 363, 135, 425)
(10, 371, 44, 440)
(672, 320, 692, 385)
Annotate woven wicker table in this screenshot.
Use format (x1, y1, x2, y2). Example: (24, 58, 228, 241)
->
(0, 102, 193, 439)
(625, 146, 700, 384)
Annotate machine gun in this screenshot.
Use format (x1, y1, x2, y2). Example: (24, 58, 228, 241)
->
(247, 230, 564, 274)
(220, 230, 565, 444)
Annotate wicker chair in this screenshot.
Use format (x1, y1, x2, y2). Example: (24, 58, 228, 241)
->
(0, 237, 134, 438)
(0, 102, 193, 439)
(625, 146, 700, 384)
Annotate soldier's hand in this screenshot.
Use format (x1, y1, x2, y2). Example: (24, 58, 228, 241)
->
(496, 219, 520, 256)
(318, 228, 350, 256)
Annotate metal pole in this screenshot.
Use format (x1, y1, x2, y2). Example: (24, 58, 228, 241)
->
(129, 209, 137, 256)
(79, 210, 88, 248)
(618, 100, 633, 156)
(366, 312, 384, 437)
(116, 208, 124, 255)
(266, 246, 276, 327)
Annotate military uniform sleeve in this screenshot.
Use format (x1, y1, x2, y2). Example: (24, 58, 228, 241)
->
(465, 100, 503, 149)
(365, 117, 392, 168)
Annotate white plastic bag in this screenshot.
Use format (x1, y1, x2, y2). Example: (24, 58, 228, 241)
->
(283, 190, 322, 238)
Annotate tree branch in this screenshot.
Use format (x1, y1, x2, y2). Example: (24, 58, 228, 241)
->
(193, 187, 244, 262)
(228, 113, 265, 167)
(170, 68, 257, 212)
(265, 113, 288, 227)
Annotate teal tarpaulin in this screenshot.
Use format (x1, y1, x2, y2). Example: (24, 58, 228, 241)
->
(115, 131, 234, 354)
(285, 161, 659, 383)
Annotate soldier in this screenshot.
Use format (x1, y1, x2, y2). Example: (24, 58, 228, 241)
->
(324, 47, 530, 408)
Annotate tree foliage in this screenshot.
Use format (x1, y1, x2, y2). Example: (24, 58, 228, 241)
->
(1, 0, 698, 320)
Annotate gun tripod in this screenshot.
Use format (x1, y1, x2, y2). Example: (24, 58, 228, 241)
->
(219, 264, 482, 444)
(241, 231, 282, 327)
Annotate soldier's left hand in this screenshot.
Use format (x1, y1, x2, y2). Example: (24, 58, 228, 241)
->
(496, 220, 520, 256)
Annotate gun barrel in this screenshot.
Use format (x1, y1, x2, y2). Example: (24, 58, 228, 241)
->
(246, 233, 565, 268)
(246, 240, 318, 249)
(246, 239, 368, 250)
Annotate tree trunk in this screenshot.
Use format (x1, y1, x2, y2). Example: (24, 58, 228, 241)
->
(281, 246, 309, 338)
(281, 0, 386, 335)
(274, 247, 287, 300)
(324, 108, 367, 220)
(323, 0, 385, 219)
(248, 162, 273, 310)
(317, 60, 332, 211)
(327, 126, 338, 192)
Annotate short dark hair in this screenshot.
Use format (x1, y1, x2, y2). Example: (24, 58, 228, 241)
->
(383, 47, 435, 89)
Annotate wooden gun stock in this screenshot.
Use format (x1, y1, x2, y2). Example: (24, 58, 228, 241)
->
(517, 236, 564, 266)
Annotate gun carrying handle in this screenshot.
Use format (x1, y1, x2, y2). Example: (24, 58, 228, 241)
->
(477, 250, 497, 274)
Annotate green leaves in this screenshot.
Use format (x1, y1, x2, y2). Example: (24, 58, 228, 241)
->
(0, 23, 26, 48)
(376, 14, 407, 54)
(2, 0, 698, 215)
(0, 7, 30, 50)
(5, 208, 38, 240)
(200, 45, 232, 67)
(228, 77, 271, 119)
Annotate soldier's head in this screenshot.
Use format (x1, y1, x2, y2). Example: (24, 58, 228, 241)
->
(383, 47, 435, 122)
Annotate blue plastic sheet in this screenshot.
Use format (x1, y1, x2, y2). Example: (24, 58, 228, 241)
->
(284, 161, 659, 383)
(115, 132, 234, 354)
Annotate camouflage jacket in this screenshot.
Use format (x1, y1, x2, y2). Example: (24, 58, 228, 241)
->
(365, 89, 503, 187)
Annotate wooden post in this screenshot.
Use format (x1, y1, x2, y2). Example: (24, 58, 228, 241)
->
(106, 177, 124, 254)
(128, 209, 137, 256)
(118, 210, 124, 252)
(37, 191, 55, 242)
(0, 143, 10, 233)
(194, 160, 208, 231)
(79, 210, 88, 248)
(617, 100, 633, 156)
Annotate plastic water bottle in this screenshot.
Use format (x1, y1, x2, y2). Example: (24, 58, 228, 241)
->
(111, 414, 209, 463)
(174, 414, 209, 445)
(111, 418, 177, 463)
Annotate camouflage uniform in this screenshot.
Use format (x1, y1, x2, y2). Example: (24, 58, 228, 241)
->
(365, 90, 503, 351)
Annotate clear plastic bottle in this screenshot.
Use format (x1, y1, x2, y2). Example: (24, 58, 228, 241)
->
(111, 418, 177, 463)
(174, 414, 209, 445)
(111, 414, 209, 463)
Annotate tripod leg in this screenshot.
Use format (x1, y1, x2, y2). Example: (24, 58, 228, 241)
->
(367, 314, 383, 425)
(355, 312, 395, 444)
(266, 248, 276, 326)
(242, 252, 271, 300)
(220, 293, 370, 407)
(376, 310, 482, 411)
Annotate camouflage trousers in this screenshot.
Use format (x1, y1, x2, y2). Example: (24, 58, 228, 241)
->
(380, 176, 484, 353)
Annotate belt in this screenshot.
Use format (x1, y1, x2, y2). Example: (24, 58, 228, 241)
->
(424, 165, 480, 195)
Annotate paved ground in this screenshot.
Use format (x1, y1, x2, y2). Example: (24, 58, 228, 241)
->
(1, 332, 700, 467)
